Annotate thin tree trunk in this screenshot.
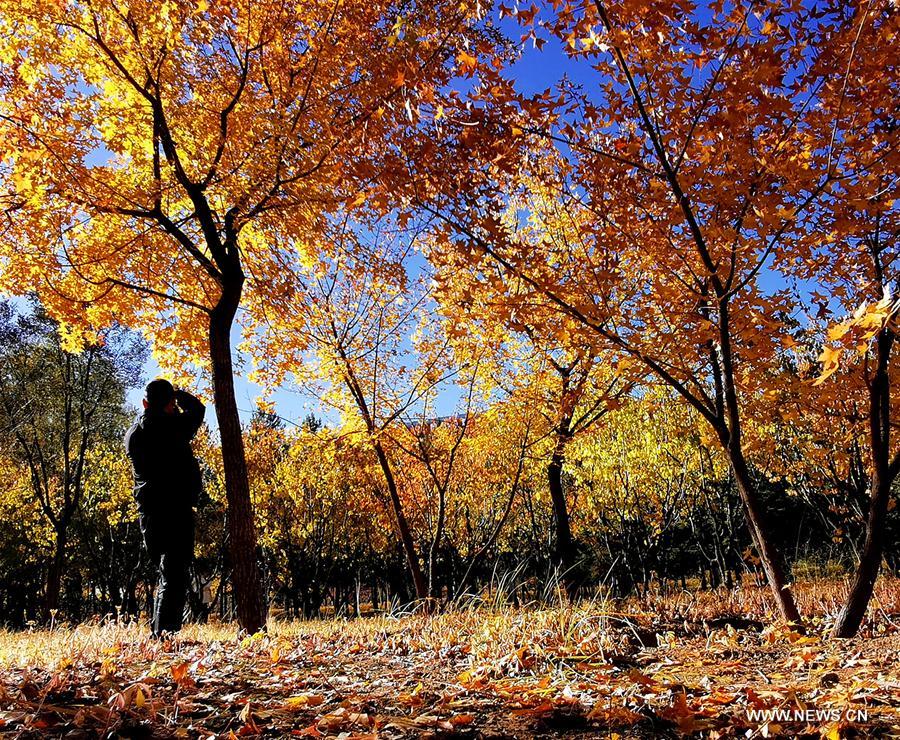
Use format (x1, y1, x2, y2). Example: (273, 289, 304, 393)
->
(427, 483, 446, 600)
(209, 273, 266, 633)
(456, 425, 528, 597)
(373, 441, 428, 599)
(548, 436, 577, 599)
(714, 296, 803, 627)
(45, 527, 67, 620)
(728, 446, 802, 625)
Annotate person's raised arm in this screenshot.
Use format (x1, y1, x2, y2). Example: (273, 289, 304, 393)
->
(174, 389, 205, 440)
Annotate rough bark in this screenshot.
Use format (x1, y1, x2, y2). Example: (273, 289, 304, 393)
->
(209, 271, 267, 633)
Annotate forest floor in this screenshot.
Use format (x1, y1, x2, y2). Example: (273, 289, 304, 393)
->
(0, 580, 898, 739)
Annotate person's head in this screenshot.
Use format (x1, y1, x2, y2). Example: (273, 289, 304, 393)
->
(143, 378, 176, 414)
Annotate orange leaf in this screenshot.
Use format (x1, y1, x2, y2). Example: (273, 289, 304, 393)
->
(171, 662, 190, 684)
(449, 714, 476, 726)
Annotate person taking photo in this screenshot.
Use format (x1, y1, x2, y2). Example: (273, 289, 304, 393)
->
(125, 379, 205, 637)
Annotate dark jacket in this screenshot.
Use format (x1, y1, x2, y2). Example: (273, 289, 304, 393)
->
(124, 390, 206, 515)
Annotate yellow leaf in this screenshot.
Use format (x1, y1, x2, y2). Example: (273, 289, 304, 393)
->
(456, 51, 477, 75)
(813, 345, 842, 385)
(284, 694, 325, 709)
(826, 320, 851, 343)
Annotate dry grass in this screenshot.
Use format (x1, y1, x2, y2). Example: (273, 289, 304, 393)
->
(0, 579, 898, 737)
(626, 576, 900, 627)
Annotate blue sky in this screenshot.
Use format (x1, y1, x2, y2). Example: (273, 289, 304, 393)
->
(43, 5, 830, 429)
(127, 18, 580, 429)
(124, 342, 322, 428)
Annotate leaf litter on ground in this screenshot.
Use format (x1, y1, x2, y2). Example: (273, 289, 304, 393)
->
(0, 580, 899, 738)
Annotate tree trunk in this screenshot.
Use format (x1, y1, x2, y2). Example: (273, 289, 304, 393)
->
(833, 328, 896, 638)
(548, 437, 577, 599)
(834, 476, 892, 637)
(728, 447, 802, 626)
(427, 484, 446, 601)
(209, 273, 266, 633)
(373, 441, 428, 599)
(45, 527, 67, 620)
(713, 297, 802, 627)
(456, 432, 526, 599)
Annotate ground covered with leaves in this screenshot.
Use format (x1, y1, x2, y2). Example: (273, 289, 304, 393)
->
(0, 581, 898, 738)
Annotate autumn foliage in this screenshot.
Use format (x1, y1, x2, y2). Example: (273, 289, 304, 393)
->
(0, 1, 899, 734)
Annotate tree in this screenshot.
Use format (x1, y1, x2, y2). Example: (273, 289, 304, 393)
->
(448, 396, 535, 598)
(810, 292, 900, 637)
(412, 0, 896, 626)
(432, 188, 632, 596)
(78, 442, 148, 617)
(390, 371, 481, 600)
(252, 235, 461, 600)
(0, 0, 487, 630)
(243, 414, 384, 616)
(771, 0, 898, 636)
(0, 298, 144, 619)
(569, 386, 730, 592)
(0, 452, 49, 624)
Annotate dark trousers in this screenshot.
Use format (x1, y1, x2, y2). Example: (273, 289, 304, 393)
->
(140, 509, 194, 635)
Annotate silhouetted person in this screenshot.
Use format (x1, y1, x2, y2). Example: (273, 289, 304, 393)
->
(125, 379, 205, 636)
